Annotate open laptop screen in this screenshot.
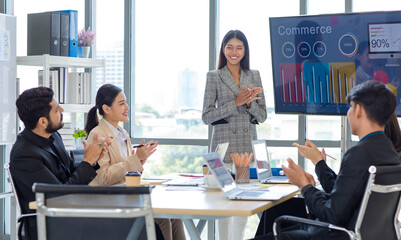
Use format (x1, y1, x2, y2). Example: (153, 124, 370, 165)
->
(215, 142, 229, 161)
(252, 140, 273, 180)
(203, 152, 236, 193)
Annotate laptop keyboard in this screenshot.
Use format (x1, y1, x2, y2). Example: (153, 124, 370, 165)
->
(164, 178, 204, 186)
(235, 191, 265, 198)
(264, 176, 289, 183)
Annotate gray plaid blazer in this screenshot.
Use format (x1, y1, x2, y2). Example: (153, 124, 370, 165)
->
(202, 66, 267, 163)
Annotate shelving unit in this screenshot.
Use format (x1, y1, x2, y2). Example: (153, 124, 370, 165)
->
(17, 54, 105, 68)
(17, 54, 106, 149)
(61, 104, 94, 113)
(17, 54, 106, 111)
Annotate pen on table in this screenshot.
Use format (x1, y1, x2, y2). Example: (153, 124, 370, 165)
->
(133, 143, 156, 148)
(179, 174, 203, 178)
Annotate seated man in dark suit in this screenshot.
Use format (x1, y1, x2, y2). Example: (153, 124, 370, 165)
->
(255, 80, 401, 240)
(10, 87, 109, 240)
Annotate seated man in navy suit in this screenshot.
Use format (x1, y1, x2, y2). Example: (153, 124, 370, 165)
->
(254, 81, 401, 240)
(10, 87, 108, 240)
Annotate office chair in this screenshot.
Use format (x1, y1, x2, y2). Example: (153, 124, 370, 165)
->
(33, 183, 156, 240)
(273, 164, 401, 240)
(4, 163, 37, 240)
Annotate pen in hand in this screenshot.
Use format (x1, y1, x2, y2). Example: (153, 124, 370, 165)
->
(321, 148, 336, 160)
(133, 143, 156, 148)
(325, 153, 336, 161)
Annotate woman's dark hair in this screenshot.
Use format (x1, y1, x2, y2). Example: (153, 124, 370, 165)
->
(385, 112, 401, 152)
(85, 84, 122, 134)
(217, 30, 250, 70)
(16, 87, 54, 130)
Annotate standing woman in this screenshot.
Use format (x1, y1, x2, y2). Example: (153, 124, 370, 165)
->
(85, 84, 186, 240)
(202, 30, 267, 240)
(202, 29, 267, 165)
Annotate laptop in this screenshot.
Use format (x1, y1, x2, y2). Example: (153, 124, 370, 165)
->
(215, 142, 229, 161)
(203, 152, 298, 201)
(163, 142, 229, 186)
(252, 140, 290, 184)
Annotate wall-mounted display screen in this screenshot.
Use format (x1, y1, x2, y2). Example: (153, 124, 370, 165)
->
(270, 11, 401, 115)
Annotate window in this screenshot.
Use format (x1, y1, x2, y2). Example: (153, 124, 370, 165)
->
(307, 0, 345, 14)
(95, 1, 124, 90)
(142, 145, 208, 177)
(268, 147, 299, 167)
(353, 0, 401, 12)
(133, 0, 209, 140)
(307, 115, 342, 140)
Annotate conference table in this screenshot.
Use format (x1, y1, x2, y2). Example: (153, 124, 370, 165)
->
(151, 185, 299, 240)
(30, 185, 299, 240)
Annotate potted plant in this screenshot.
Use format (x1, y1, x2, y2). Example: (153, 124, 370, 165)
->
(78, 27, 95, 58)
(73, 128, 87, 149)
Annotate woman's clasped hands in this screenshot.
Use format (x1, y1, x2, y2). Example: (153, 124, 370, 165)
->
(235, 84, 263, 107)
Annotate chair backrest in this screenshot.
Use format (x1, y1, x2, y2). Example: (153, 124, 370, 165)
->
(5, 163, 38, 240)
(355, 164, 401, 240)
(33, 183, 156, 240)
(4, 163, 23, 213)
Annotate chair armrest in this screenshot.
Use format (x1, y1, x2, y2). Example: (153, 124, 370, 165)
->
(275, 215, 330, 229)
(17, 213, 37, 223)
(273, 215, 356, 240)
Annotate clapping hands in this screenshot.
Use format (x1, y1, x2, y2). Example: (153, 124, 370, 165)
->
(235, 84, 263, 107)
(82, 133, 112, 166)
(293, 139, 325, 165)
(282, 158, 315, 189)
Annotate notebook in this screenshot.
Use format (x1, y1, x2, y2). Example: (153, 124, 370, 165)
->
(203, 152, 298, 201)
(252, 140, 290, 184)
(163, 142, 229, 187)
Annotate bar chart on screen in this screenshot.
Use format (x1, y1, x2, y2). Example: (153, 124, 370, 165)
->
(279, 62, 355, 104)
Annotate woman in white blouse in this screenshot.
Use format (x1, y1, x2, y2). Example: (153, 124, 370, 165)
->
(85, 84, 185, 240)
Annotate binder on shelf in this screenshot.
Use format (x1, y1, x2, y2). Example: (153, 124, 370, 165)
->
(47, 67, 66, 104)
(59, 67, 66, 103)
(65, 72, 91, 104)
(66, 72, 82, 104)
(81, 72, 90, 104)
(38, 69, 59, 101)
(57, 10, 78, 57)
(59, 12, 69, 56)
(27, 11, 61, 56)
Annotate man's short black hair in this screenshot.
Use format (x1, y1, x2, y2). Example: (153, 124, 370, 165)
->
(346, 80, 396, 126)
(16, 87, 54, 130)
